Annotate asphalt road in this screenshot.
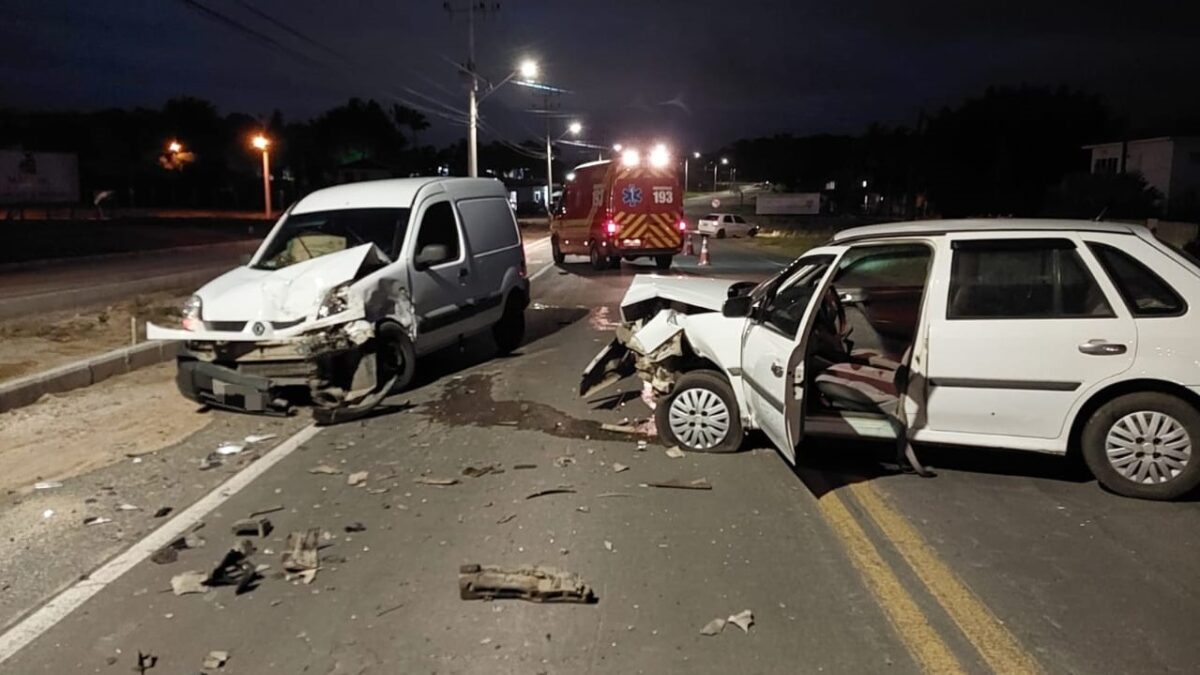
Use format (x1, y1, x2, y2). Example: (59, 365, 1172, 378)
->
(1, 235, 1198, 674)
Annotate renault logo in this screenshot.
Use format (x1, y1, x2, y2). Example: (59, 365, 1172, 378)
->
(252, 322, 266, 336)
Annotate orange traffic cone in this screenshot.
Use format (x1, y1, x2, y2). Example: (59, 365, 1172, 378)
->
(684, 232, 695, 256)
(698, 235, 711, 266)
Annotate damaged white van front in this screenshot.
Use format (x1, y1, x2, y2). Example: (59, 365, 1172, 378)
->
(148, 177, 529, 423)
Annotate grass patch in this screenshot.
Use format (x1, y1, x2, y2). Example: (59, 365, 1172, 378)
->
(743, 229, 832, 258)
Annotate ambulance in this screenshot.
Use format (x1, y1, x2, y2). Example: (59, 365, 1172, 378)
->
(550, 145, 687, 270)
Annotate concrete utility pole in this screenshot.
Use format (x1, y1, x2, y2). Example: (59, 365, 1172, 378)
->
(445, 1, 498, 177)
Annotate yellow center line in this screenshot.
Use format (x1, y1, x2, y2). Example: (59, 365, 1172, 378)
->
(817, 490, 966, 674)
(850, 482, 1043, 675)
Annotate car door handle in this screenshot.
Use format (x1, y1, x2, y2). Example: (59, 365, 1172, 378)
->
(1079, 339, 1127, 355)
(770, 361, 784, 377)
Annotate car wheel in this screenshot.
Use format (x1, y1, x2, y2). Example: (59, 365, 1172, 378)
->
(654, 254, 673, 270)
(312, 322, 414, 425)
(716, 229, 726, 239)
(589, 242, 608, 270)
(492, 293, 526, 355)
(551, 235, 565, 265)
(1081, 392, 1200, 500)
(655, 370, 743, 453)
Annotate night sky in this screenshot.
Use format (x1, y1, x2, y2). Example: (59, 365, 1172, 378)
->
(4, 0, 1199, 155)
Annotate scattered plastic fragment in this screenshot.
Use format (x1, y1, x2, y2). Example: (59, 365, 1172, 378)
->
(496, 514, 517, 524)
(202, 650, 230, 669)
(347, 471, 370, 486)
(244, 433, 277, 444)
(612, 463, 629, 473)
(231, 518, 273, 537)
(414, 477, 459, 486)
(282, 528, 320, 584)
(700, 618, 725, 636)
(665, 447, 685, 459)
(645, 478, 712, 490)
(596, 492, 633, 498)
(601, 423, 639, 434)
(513, 464, 538, 470)
(604, 540, 613, 551)
(153, 507, 173, 518)
(463, 465, 503, 478)
(576, 506, 590, 513)
(83, 516, 113, 526)
(553, 456, 576, 468)
(459, 564, 597, 603)
(344, 522, 367, 533)
(116, 503, 140, 511)
(198, 454, 223, 471)
(33, 481, 62, 490)
(216, 443, 245, 456)
(526, 487, 576, 499)
(207, 546, 260, 595)
(308, 465, 342, 475)
(134, 651, 157, 674)
(637, 440, 648, 451)
(700, 609, 754, 636)
(171, 571, 208, 595)
(248, 505, 284, 518)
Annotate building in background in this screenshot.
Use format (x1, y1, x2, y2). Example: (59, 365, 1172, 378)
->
(1084, 137, 1200, 218)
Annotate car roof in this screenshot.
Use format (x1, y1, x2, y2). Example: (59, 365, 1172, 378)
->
(291, 177, 506, 214)
(832, 218, 1143, 243)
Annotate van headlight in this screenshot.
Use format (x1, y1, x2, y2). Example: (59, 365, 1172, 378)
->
(181, 295, 203, 331)
(317, 283, 352, 319)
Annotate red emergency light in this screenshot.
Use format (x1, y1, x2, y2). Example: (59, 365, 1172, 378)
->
(605, 220, 619, 235)
(677, 219, 687, 231)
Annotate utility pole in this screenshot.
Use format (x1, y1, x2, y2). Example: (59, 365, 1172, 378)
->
(445, 1, 498, 177)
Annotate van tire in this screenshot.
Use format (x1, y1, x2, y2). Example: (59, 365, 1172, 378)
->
(1081, 392, 1200, 500)
(551, 235, 565, 265)
(312, 322, 413, 425)
(716, 229, 726, 239)
(655, 371, 744, 453)
(492, 293, 526, 355)
(655, 255, 673, 270)
(589, 243, 608, 271)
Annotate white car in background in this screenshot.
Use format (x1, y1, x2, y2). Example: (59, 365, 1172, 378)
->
(697, 213, 757, 238)
(582, 219, 1200, 501)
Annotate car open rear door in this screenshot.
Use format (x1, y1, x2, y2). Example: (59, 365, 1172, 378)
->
(741, 247, 845, 462)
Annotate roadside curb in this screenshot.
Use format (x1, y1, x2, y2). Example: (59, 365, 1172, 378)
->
(0, 341, 179, 414)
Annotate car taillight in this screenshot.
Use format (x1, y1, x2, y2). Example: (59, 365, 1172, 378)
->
(677, 219, 687, 231)
(605, 220, 619, 236)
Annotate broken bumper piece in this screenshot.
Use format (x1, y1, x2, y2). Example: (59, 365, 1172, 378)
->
(176, 359, 292, 414)
(458, 564, 597, 603)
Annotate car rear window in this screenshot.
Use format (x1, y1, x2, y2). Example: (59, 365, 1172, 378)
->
(1088, 243, 1186, 316)
(456, 197, 520, 254)
(948, 239, 1114, 319)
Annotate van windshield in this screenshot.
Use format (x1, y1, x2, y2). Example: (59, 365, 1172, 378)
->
(253, 208, 410, 270)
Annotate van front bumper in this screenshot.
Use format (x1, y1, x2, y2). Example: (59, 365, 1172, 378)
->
(175, 357, 297, 414)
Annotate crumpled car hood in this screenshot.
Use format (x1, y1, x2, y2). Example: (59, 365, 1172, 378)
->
(198, 244, 384, 322)
(620, 275, 734, 317)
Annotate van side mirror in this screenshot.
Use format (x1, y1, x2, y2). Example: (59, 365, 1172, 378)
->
(722, 294, 753, 318)
(414, 243, 450, 270)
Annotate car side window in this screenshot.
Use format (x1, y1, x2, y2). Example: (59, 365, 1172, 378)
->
(1088, 242, 1186, 316)
(414, 201, 461, 264)
(836, 245, 931, 288)
(761, 259, 833, 337)
(948, 239, 1114, 319)
(732, 215, 746, 223)
(723, 215, 734, 223)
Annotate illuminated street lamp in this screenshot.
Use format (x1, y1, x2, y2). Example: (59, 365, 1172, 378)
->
(167, 140, 183, 154)
(712, 157, 729, 189)
(684, 151, 700, 192)
(252, 134, 271, 218)
(467, 57, 539, 178)
(546, 121, 582, 219)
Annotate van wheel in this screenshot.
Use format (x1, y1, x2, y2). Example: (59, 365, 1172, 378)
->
(655, 255, 673, 270)
(716, 229, 726, 239)
(656, 371, 743, 453)
(492, 293, 526, 355)
(1081, 392, 1200, 500)
(589, 243, 608, 271)
(551, 235, 565, 265)
(312, 322, 414, 425)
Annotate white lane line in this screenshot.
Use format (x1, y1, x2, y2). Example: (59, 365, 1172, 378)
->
(528, 261, 559, 282)
(0, 424, 322, 665)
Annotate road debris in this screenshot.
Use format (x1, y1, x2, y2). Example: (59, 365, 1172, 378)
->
(596, 492, 633, 498)
(496, 514, 517, 524)
(637, 440, 648, 451)
(576, 506, 590, 513)
(282, 528, 320, 584)
(612, 463, 629, 473)
(513, 463, 538, 470)
(645, 478, 712, 490)
(463, 464, 503, 478)
(151, 531, 206, 564)
(83, 516, 113, 526)
(134, 651, 157, 674)
(202, 650, 230, 669)
(414, 477, 459, 487)
(376, 603, 405, 617)
(601, 423, 639, 434)
(32, 481, 62, 490)
(553, 456, 576, 468)
(150, 547, 179, 565)
(249, 505, 284, 518)
(231, 518, 273, 537)
(459, 564, 597, 603)
(171, 571, 209, 595)
(198, 453, 223, 471)
(701, 610, 754, 636)
(526, 487, 577, 499)
(665, 446, 685, 459)
(347, 471, 370, 486)
(344, 522, 367, 533)
(116, 503, 140, 511)
(604, 540, 613, 551)
(244, 433, 277, 444)
(207, 545, 261, 594)
(309, 465, 342, 475)
(216, 442, 245, 456)
(153, 507, 173, 518)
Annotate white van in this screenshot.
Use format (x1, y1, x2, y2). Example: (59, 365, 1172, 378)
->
(148, 177, 529, 423)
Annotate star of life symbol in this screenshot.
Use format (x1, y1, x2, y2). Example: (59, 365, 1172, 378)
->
(621, 184, 642, 207)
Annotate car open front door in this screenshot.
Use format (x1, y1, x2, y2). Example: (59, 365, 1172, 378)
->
(741, 248, 844, 462)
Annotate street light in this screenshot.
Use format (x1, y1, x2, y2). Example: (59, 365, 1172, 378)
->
(252, 134, 271, 218)
(612, 143, 623, 152)
(167, 140, 182, 154)
(684, 151, 700, 192)
(545, 121, 581, 219)
(467, 57, 539, 178)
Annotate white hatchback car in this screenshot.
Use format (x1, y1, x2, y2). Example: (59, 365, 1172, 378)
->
(697, 213, 757, 238)
(582, 219, 1200, 500)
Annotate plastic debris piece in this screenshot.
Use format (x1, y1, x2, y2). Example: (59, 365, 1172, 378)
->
(596, 492, 633, 498)
(231, 518, 273, 537)
(576, 506, 590, 513)
(637, 440, 648, 451)
(344, 522, 367, 533)
(308, 465, 342, 475)
(612, 463, 629, 473)
(526, 488, 576, 500)
(244, 433, 277, 444)
(513, 464, 538, 470)
(282, 528, 320, 583)
(414, 477, 459, 486)
(83, 516, 113, 526)
(153, 507, 173, 518)
(604, 540, 613, 551)
(248, 505, 284, 518)
(367, 487, 389, 495)
(496, 514, 517, 524)
(198, 454, 223, 471)
(33, 481, 62, 490)
(459, 564, 597, 603)
(116, 503, 140, 511)
(645, 478, 712, 490)
(553, 456, 576, 468)
(665, 447, 685, 459)
(700, 618, 726, 636)
(202, 650, 230, 669)
(601, 423, 639, 434)
(134, 651, 157, 674)
(347, 471, 370, 486)
(216, 443, 245, 456)
(171, 571, 209, 595)
(463, 464, 502, 478)
(727, 609, 754, 633)
(150, 547, 178, 565)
